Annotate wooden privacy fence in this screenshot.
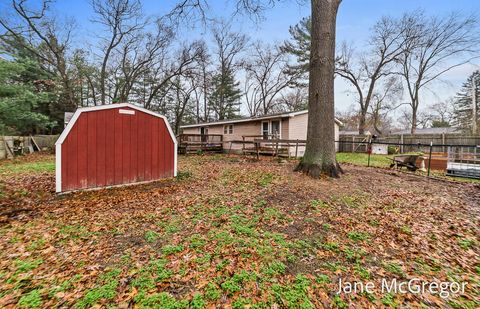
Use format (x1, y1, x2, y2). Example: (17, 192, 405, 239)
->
(339, 134, 480, 153)
(0, 135, 58, 159)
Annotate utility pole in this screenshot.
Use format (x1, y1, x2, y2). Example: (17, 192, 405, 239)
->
(473, 78, 477, 135)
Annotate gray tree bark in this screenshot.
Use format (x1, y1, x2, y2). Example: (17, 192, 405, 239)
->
(295, 0, 342, 178)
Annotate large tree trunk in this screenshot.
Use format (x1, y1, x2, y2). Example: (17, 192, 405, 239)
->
(358, 109, 367, 135)
(296, 0, 342, 178)
(410, 93, 418, 134)
(410, 106, 417, 134)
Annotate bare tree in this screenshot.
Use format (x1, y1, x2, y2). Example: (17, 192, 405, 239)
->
(244, 41, 298, 116)
(399, 108, 432, 130)
(336, 15, 411, 134)
(275, 88, 308, 112)
(168, 75, 197, 134)
(91, 0, 144, 104)
(336, 107, 361, 131)
(143, 41, 205, 110)
(209, 20, 247, 120)
(368, 76, 403, 134)
(398, 11, 480, 134)
(295, 0, 342, 178)
(190, 40, 212, 123)
(114, 19, 174, 102)
(427, 99, 454, 127)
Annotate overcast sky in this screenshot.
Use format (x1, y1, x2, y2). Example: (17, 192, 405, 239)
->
(7, 0, 480, 115)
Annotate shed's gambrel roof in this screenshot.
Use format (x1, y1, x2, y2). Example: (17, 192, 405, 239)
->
(56, 103, 177, 146)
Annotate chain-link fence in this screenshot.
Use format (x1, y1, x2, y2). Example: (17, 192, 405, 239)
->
(336, 140, 480, 180)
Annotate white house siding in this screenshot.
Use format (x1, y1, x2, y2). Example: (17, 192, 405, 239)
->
(281, 118, 289, 139)
(287, 113, 339, 156)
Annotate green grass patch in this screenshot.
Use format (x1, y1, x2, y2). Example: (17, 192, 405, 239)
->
(344, 247, 366, 263)
(400, 225, 412, 235)
(144, 230, 160, 243)
(188, 234, 206, 249)
(221, 271, 256, 295)
(347, 231, 370, 242)
(176, 171, 192, 181)
(204, 282, 221, 301)
(59, 225, 95, 240)
(272, 274, 313, 309)
(49, 274, 82, 298)
(336, 153, 391, 167)
(0, 160, 54, 175)
(15, 259, 43, 273)
(157, 219, 181, 234)
(161, 244, 183, 255)
(381, 293, 397, 307)
(258, 172, 274, 187)
(315, 274, 331, 284)
(18, 289, 42, 308)
(135, 292, 188, 308)
(310, 199, 329, 209)
(77, 269, 121, 308)
(332, 295, 348, 308)
(384, 262, 404, 277)
(190, 293, 206, 309)
(321, 242, 340, 252)
(354, 264, 371, 280)
(458, 238, 475, 250)
(262, 261, 286, 277)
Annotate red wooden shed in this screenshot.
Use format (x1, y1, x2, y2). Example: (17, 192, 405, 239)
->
(55, 103, 177, 193)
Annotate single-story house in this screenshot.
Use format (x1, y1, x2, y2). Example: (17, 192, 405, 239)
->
(180, 110, 342, 156)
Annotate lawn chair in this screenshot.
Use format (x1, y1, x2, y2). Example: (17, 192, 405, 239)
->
(390, 154, 420, 172)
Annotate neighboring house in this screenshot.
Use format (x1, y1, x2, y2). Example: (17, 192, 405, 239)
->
(340, 127, 461, 136)
(180, 110, 342, 156)
(64, 112, 74, 127)
(390, 127, 460, 135)
(339, 130, 372, 136)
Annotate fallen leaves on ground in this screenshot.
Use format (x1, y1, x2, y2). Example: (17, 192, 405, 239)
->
(0, 154, 479, 308)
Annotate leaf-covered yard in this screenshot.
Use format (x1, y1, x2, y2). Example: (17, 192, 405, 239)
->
(0, 154, 479, 308)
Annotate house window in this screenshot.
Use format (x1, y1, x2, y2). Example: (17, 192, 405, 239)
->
(261, 121, 269, 139)
(200, 127, 208, 135)
(224, 124, 233, 134)
(261, 120, 281, 139)
(271, 120, 280, 137)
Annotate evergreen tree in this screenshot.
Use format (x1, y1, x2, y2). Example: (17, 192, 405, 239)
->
(0, 58, 55, 134)
(280, 16, 311, 84)
(453, 71, 479, 133)
(1, 35, 66, 132)
(208, 68, 242, 120)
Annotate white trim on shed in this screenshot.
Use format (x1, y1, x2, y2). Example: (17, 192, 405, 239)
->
(55, 103, 177, 192)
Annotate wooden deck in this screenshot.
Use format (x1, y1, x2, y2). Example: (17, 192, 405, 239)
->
(229, 137, 307, 159)
(177, 134, 223, 154)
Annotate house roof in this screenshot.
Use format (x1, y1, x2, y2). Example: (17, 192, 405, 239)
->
(64, 112, 74, 125)
(339, 130, 372, 136)
(180, 110, 343, 128)
(391, 127, 460, 135)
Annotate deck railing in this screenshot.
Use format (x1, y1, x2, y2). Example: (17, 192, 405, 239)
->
(177, 134, 224, 154)
(178, 134, 223, 143)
